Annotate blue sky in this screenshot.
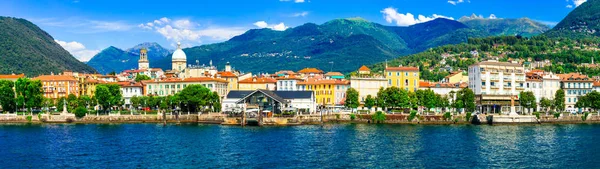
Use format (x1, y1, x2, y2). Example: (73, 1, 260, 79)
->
(0, 0, 586, 61)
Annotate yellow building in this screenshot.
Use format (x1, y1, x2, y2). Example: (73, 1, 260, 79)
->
(238, 77, 277, 91)
(444, 71, 469, 83)
(216, 71, 239, 91)
(298, 78, 350, 108)
(385, 66, 420, 92)
(34, 75, 79, 100)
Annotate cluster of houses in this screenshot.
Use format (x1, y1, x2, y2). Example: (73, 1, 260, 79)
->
(1, 44, 598, 115)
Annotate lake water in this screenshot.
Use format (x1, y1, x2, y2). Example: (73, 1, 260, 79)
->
(1, 123, 600, 168)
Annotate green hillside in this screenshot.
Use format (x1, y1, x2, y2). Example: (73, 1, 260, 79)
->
(460, 17, 550, 37)
(0, 17, 97, 76)
(545, 0, 600, 38)
(87, 47, 138, 74)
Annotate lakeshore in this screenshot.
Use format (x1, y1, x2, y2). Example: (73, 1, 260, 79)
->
(1, 112, 599, 125)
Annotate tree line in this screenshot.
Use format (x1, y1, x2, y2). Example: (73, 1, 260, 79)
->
(344, 87, 476, 113)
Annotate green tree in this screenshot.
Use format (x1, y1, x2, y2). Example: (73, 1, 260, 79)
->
(0, 80, 16, 113)
(130, 95, 140, 110)
(210, 91, 221, 112)
(67, 94, 78, 112)
(344, 88, 360, 111)
(95, 84, 122, 114)
(135, 74, 151, 82)
(42, 97, 54, 112)
(56, 97, 66, 112)
(78, 95, 91, 108)
(178, 85, 213, 113)
(364, 95, 375, 111)
(376, 87, 387, 111)
(74, 106, 88, 118)
(519, 91, 537, 114)
(15, 78, 43, 113)
(540, 97, 553, 113)
(555, 89, 565, 112)
(462, 88, 476, 112)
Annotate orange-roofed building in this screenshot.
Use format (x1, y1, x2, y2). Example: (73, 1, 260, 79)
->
(216, 71, 239, 91)
(297, 68, 324, 78)
(0, 74, 25, 81)
(238, 77, 277, 91)
(34, 75, 79, 99)
(117, 81, 144, 107)
(144, 77, 229, 98)
(298, 78, 350, 108)
(385, 66, 420, 92)
(419, 81, 466, 97)
(557, 73, 593, 112)
(358, 65, 371, 75)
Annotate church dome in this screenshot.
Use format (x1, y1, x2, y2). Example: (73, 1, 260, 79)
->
(172, 42, 187, 61)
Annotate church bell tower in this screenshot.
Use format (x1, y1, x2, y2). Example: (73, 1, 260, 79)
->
(138, 48, 149, 70)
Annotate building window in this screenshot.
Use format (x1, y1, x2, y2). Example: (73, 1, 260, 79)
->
(405, 79, 408, 86)
(405, 72, 408, 76)
(388, 79, 392, 85)
(388, 72, 391, 76)
(396, 72, 400, 76)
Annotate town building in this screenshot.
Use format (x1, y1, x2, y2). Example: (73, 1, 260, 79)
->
(0, 74, 25, 81)
(223, 90, 316, 114)
(542, 72, 561, 101)
(237, 76, 277, 91)
(117, 81, 144, 107)
(276, 75, 303, 91)
(297, 78, 350, 109)
(144, 77, 229, 98)
(468, 60, 525, 114)
(138, 48, 149, 70)
(171, 42, 187, 74)
(419, 81, 467, 97)
(34, 75, 79, 99)
(216, 72, 239, 91)
(557, 73, 593, 113)
(297, 68, 324, 78)
(443, 71, 468, 83)
(349, 66, 387, 104)
(324, 72, 345, 79)
(385, 66, 420, 92)
(525, 72, 543, 111)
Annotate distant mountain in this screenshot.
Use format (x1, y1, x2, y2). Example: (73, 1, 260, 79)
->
(92, 17, 552, 74)
(459, 15, 551, 37)
(172, 18, 490, 73)
(545, 0, 600, 38)
(0, 16, 96, 76)
(87, 42, 171, 74)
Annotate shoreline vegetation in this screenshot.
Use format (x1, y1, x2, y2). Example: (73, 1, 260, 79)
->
(1, 112, 599, 125)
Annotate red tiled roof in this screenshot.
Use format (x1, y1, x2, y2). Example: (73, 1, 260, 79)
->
(298, 68, 324, 74)
(557, 73, 592, 82)
(238, 77, 277, 84)
(116, 81, 144, 87)
(216, 71, 237, 78)
(146, 77, 228, 83)
(358, 65, 370, 71)
(34, 75, 77, 81)
(594, 81, 600, 87)
(324, 72, 344, 76)
(385, 66, 419, 72)
(275, 75, 303, 80)
(0, 74, 25, 79)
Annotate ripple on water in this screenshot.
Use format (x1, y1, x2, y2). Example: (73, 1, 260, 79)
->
(1, 123, 600, 168)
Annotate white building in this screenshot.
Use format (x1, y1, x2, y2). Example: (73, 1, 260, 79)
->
(542, 72, 561, 100)
(350, 65, 388, 105)
(223, 90, 316, 114)
(276, 75, 303, 91)
(525, 72, 543, 111)
(171, 42, 187, 74)
(144, 77, 229, 98)
(117, 81, 144, 107)
(468, 60, 525, 114)
(558, 73, 593, 113)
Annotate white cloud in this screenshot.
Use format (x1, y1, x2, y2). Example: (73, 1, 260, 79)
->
(292, 11, 309, 17)
(566, 4, 573, 8)
(54, 40, 99, 62)
(140, 17, 247, 45)
(489, 14, 497, 19)
(380, 7, 454, 26)
(280, 0, 306, 3)
(574, 0, 587, 7)
(448, 0, 468, 5)
(253, 21, 288, 31)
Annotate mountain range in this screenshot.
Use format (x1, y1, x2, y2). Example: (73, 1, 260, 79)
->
(88, 16, 551, 74)
(86, 42, 171, 74)
(0, 16, 96, 76)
